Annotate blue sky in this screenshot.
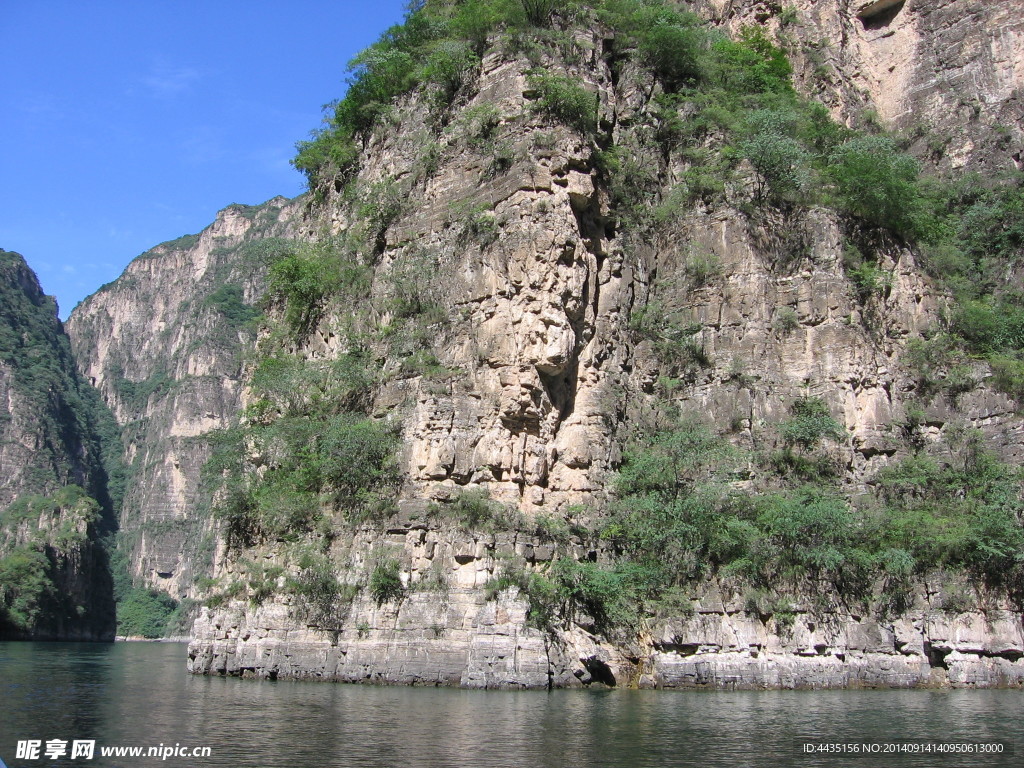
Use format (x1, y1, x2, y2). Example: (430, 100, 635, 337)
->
(0, 0, 407, 318)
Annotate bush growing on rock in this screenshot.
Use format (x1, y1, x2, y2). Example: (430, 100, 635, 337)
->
(827, 136, 922, 237)
(369, 558, 404, 605)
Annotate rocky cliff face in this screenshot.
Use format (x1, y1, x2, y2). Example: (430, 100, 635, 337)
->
(700, 0, 1024, 173)
(0, 251, 115, 640)
(61, 1, 1023, 685)
(66, 198, 302, 599)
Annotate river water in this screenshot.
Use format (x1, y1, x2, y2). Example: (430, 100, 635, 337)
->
(1, 642, 1021, 768)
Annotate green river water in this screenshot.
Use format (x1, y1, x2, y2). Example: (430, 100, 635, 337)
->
(1, 642, 1020, 768)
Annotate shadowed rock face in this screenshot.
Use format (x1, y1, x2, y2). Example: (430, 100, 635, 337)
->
(70, 2, 1024, 684)
(0, 251, 115, 640)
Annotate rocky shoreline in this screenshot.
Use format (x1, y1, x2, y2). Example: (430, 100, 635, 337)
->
(188, 589, 1024, 690)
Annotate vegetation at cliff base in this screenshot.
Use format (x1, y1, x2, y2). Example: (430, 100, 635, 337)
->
(592, 414, 1024, 622)
(206, 346, 400, 549)
(0, 486, 108, 637)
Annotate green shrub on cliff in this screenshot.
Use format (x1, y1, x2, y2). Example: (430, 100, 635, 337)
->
(826, 136, 923, 237)
(210, 413, 400, 545)
(265, 236, 370, 339)
(602, 413, 1024, 613)
(369, 558, 404, 605)
(528, 71, 597, 135)
(874, 435, 1024, 593)
(709, 26, 794, 96)
(203, 284, 261, 329)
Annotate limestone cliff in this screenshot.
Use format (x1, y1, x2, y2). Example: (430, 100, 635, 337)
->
(64, 1, 1024, 685)
(66, 198, 302, 600)
(0, 250, 116, 640)
(699, 0, 1024, 173)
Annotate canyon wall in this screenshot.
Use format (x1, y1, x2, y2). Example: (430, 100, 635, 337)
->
(63, 1, 1024, 684)
(66, 199, 301, 599)
(0, 250, 115, 639)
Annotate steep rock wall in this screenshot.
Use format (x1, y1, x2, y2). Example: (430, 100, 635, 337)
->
(187, 6, 1024, 688)
(66, 199, 302, 598)
(0, 250, 115, 640)
(697, 0, 1024, 172)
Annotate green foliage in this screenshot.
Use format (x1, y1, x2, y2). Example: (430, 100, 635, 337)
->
(827, 136, 922, 236)
(629, 299, 710, 377)
(369, 558, 404, 605)
(528, 71, 597, 135)
(382, 251, 446, 321)
(604, 418, 844, 597)
(633, 10, 703, 91)
(0, 547, 53, 634)
(954, 173, 1024, 266)
(904, 333, 973, 399)
(598, 145, 662, 228)
(116, 588, 178, 638)
(203, 284, 261, 329)
(843, 246, 892, 302)
(486, 556, 642, 635)
(244, 561, 286, 605)
(1, 485, 97, 529)
(520, 0, 558, 26)
(115, 370, 174, 412)
(357, 178, 407, 251)
(605, 422, 748, 587)
(429, 488, 524, 532)
(682, 251, 722, 288)
(989, 356, 1024, 403)
(741, 110, 811, 203)
(163, 598, 200, 637)
(292, 0, 568, 189)
(772, 306, 799, 334)
(532, 513, 572, 543)
(207, 331, 399, 549)
(266, 236, 370, 339)
(293, 131, 360, 191)
(874, 438, 1024, 593)
(535, 558, 636, 632)
(290, 552, 354, 626)
(454, 103, 502, 145)
(600, 402, 1024, 620)
(740, 488, 872, 593)
(452, 200, 501, 246)
(904, 173, 1024, 401)
(211, 413, 400, 545)
(779, 397, 846, 452)
(422, 40, 481, 108)
(250, 351, 377, 419)
(316, 415, 402, 513)
(770, 398, 846, 481)
(708, 26, 794, 96)
(950, 300, 1024, 357)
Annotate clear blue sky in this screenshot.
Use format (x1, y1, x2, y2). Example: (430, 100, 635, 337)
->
(0, 0, 407, 318)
